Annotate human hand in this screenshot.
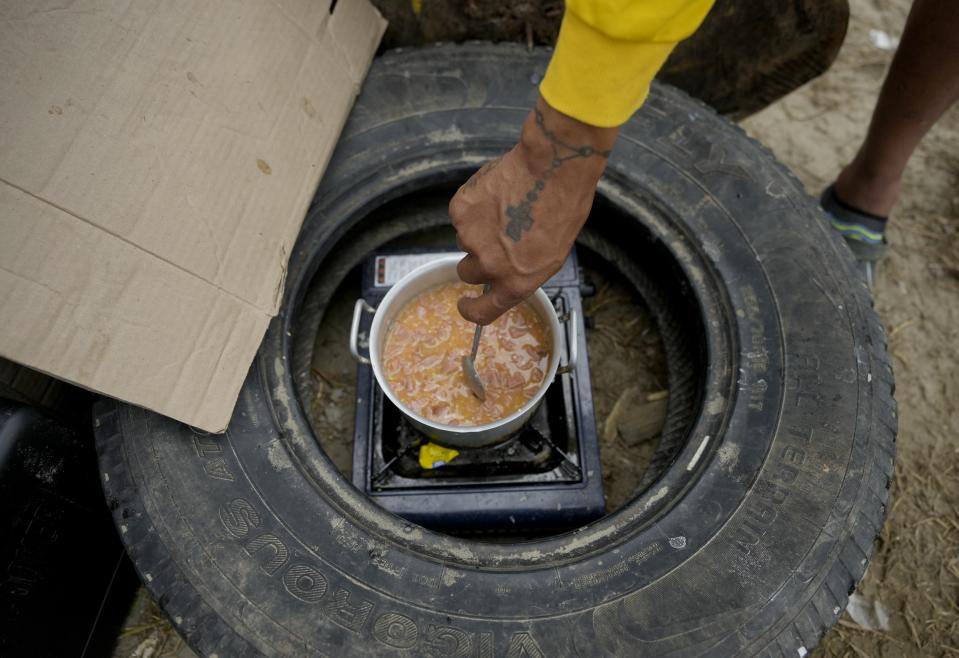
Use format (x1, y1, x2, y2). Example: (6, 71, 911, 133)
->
(449, 95, 618, 325)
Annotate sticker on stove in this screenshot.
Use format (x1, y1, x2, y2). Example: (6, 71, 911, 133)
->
(374, 253, 462, 287)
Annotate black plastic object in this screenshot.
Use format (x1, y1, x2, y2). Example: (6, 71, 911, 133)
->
(0, 357, 91, 425)
(0, 401, 137, 658)
(351, 248, 605, 533)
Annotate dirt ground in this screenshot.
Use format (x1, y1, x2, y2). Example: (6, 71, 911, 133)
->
(742, 0, 959, 654)
(110, 0, 958, 654)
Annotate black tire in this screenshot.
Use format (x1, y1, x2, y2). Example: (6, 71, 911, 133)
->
(95, 44, 896, 657)
(371, 0, 849, 120)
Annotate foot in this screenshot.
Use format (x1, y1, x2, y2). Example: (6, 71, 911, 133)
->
(820, 184, 888, 288)
(834, 163, 901, 219)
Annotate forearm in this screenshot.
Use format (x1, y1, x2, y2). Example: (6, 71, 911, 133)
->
(450, 1, 716, 324)
(511, 97, 619, 241)
(541, 0, 715, 127)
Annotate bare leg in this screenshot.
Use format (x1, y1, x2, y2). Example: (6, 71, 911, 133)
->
(834, 0, 959, 218)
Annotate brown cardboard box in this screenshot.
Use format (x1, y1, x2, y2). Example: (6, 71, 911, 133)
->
(0, 0, 385, 431)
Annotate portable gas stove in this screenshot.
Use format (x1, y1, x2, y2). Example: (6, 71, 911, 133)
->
(351, 247, 605, 534)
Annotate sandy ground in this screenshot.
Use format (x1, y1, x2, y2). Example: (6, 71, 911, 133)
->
(110, 0, 958, 654)
(743, 0, 959, 655)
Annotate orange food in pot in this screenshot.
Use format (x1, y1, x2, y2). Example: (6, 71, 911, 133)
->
(382, 282, 551, 426)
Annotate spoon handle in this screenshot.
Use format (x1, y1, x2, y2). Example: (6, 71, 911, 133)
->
(469, 322, 483, 360)
(468, 283, 491, 360)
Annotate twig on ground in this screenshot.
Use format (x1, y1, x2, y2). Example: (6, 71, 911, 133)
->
(119, 624, 156, 638)
(890, 350, 910, 370)
(834, 631, 872, 658)
(904, 608, 923, 649)
(888, 319, 916, 339)
(594, 324, 628, 350)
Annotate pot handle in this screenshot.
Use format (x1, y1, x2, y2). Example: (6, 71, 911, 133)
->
(557, 308, 578, 376)
(349, 299, 376, 364)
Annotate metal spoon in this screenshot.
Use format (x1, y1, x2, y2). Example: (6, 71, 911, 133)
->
(461, 284, 490, 401)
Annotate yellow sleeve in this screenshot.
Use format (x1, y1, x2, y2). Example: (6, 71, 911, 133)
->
(540, 0, 715, 127)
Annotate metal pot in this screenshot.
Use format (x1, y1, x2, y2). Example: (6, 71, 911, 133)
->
(349, 255, 576, 449)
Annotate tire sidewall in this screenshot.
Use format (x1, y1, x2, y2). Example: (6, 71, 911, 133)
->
(98, 46, 887, 658)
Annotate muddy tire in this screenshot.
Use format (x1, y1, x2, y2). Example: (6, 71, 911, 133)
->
(371, 0, 849, 119)
(95, 44, 895, 657)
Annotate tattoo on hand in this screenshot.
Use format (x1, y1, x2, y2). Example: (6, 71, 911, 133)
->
(504, 108, 611, 242)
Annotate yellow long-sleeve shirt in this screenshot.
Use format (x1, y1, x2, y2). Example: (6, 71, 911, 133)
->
(540, 0, 716, 127)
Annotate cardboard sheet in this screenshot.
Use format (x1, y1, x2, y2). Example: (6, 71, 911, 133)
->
(0, 0, 386, 431)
